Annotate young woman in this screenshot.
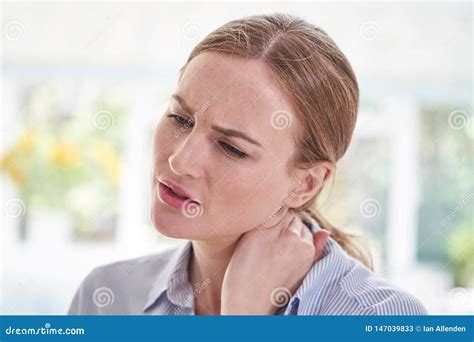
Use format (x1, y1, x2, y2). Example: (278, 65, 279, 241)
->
(68, 13, 427, 315)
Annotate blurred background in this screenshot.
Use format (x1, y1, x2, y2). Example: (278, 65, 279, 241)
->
(1, 1, 472, 315)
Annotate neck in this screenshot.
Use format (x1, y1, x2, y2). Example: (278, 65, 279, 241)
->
(189, 237, 239, 315)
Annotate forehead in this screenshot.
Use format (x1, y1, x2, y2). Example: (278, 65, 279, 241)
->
(176, 52, 299, 157)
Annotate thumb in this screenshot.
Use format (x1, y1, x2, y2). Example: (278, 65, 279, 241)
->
(313, 230, 330, 262)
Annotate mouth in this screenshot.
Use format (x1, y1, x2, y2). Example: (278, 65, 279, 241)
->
(157, 181, 200, 210)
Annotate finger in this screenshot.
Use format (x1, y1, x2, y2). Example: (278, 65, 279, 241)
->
(287, 215, 303, 237)
(300, 221, 313, 242)
(313, 230, 330, 262)
(280, 212, 297, 236)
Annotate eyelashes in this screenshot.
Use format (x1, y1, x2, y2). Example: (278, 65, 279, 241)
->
(217, 141, 247, 159)
(166, 114, 248, 159)
(168, 113, 194, 127)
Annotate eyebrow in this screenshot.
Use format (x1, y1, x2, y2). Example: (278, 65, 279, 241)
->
(211, 125, 263, 148)
(171, 94, 263, 148)
(172, 94, 195, 116)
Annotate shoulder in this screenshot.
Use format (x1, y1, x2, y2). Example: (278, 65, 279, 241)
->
(88, 246, 177, 281)
(67, 246, 178, 315)
(297, 238, 428, 315)
(335, 263, 428, 315)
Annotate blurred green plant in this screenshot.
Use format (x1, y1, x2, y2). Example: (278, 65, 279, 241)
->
(1, 124, 121, 203)
(1, 84, 125, 240)
(446, 222, 474, 288)
(418, 104, 473, 264)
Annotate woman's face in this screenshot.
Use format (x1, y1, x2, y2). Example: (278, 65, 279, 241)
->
(151, 52, 303, 241)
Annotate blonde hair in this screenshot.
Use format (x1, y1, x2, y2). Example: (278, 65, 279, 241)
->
(182, 13, 373, 269)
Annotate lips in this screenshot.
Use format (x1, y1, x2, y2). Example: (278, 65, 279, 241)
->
(158, 177, 201, 204)
(164, 184, 189, 200)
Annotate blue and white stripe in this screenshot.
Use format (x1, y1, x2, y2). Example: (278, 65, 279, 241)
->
(68, 213, 428, 315)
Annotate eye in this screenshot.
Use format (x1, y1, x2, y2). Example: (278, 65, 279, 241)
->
(218, 141, 248, 159)
(167, 114, 194, 127)
(167, 113, 248, 160)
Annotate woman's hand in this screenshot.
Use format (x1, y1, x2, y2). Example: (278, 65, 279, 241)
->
(220, 209, 329, 315)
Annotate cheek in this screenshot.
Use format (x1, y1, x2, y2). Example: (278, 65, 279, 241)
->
(209, 168, 288, 232)
(152, 120, 168, 154)
(152, 119, 179, 166)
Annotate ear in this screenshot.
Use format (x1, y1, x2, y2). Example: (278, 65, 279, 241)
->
(287, 161, 334, 209)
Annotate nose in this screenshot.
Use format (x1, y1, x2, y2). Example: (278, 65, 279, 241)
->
(168, 134, 203, 179)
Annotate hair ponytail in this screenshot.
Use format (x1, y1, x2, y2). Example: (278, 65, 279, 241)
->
(304, 208, 373, 270)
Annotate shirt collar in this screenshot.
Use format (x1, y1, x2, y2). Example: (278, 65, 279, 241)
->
(290, 212, 354, 315)
(142, 240, 194, 312)
(280, 211, 328, 315)
(143, 211, 329, 314)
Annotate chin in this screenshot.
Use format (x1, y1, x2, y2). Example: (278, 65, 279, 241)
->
(150, 204, 204, 240)
(153, 223, 187, 239)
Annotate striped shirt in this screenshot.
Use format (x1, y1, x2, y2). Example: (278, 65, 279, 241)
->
(68, 213, 428, 315)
